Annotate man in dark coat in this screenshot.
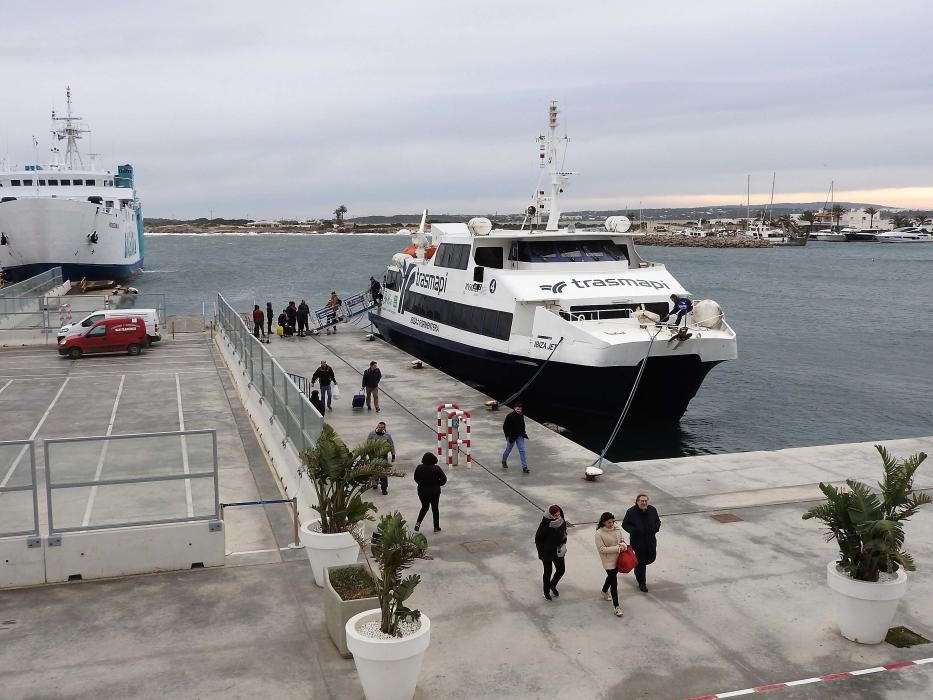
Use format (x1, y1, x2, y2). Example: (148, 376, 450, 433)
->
(311, 359, 337, 411)
(535, 504, 567, 601)
(296, 299, 310, 336)
(413, 452, 447, 533)
(501, 402, 529, 473)
(621, 493, 661, 592)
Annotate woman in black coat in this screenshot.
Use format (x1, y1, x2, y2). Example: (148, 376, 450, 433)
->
(535, 504, 567, 601)
(413, 452, 447, 533)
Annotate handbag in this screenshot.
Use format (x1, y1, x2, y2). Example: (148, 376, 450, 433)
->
(617, 546, 638, 574)
(332, 383, 341, 399)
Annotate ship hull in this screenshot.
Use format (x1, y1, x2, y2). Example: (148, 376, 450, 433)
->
(0, 197, 143, 283)
(370, 312, 720, 426)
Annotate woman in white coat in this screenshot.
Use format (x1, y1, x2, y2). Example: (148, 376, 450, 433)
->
(595, 511, 628, 617)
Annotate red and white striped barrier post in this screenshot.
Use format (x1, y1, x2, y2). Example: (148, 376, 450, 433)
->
(436, 403, 460, 457)
(445, 409, 471, 466)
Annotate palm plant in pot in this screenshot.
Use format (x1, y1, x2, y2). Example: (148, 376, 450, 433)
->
(299, 424, 402, 586)
(346, 511, 432, 700)
(802, 445, 929, 644)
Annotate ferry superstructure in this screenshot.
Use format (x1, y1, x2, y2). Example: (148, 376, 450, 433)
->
(0, 88, 143, 283)
(370, 103, 737, 425)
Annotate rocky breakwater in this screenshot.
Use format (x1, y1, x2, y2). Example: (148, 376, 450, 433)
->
(635, 235, 770, 248)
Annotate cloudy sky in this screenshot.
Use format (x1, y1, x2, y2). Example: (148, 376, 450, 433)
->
(2, 0, 931, 218)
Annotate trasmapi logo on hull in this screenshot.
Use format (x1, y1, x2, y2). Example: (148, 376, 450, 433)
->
(539, 277, 670, 293)
(413, 270, 448, 294)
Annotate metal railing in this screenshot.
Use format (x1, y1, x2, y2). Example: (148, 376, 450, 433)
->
(0, 440, 39, 538)
(0, 267, 63, 299)
(216, 293, 324, 452)
(44, 430, 219, 534)
(0, 292, 167, 334)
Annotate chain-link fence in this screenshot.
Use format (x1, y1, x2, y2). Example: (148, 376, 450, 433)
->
(216, 293, 323, 452)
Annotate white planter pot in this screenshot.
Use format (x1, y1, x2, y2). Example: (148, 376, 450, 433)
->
(345, 609, 431, 700)
(300, 520, 361, 587)
(826, 561, 908, 644)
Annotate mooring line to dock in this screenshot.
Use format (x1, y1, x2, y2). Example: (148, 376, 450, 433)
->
(175, 373, 194, 517)
(81, 374, 126, 526)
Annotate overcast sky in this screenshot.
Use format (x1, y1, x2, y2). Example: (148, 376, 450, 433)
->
(2, 0, 931, 218)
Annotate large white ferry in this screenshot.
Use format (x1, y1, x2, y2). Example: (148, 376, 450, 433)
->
(0, 88, 143, 283)
(370, 103, 737, 425)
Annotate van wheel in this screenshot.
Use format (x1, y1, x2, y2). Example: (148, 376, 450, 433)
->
(127, 344, 141, 356)
(68, 347, 82, 360)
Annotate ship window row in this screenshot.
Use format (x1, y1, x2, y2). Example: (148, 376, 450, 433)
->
(434, 243, 471, 270)
(509, 239, 630, 263)
(402, 290, 512, 341)
(2, 179, 105, 187)
(384, 270, 403, 291)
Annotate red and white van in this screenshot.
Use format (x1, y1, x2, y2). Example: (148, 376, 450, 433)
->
(58, 317, 149, 359)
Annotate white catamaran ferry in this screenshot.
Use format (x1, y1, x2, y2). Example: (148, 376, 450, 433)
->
(370, 103, 737, 425)
(0, 87, 144, 283)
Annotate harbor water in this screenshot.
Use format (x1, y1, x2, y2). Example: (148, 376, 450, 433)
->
(137, 233, 933, 461)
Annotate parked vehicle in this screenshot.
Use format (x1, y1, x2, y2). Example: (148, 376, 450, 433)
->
(58, 317, 149, 359)
(58, 308, 161, 344)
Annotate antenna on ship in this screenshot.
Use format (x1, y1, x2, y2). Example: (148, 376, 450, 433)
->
(51, 86, 89, 170)
(544, 101, 573, 231)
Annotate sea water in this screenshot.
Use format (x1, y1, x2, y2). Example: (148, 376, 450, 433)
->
(137, 234, 933, 461)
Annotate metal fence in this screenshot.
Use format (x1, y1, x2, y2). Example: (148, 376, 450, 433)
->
(0, 267, 63, 299)
(216, 293, 323, 452)
(0, 440, 39, 538)
(45, 293, 167, 326)
(44, 430, 219, 534)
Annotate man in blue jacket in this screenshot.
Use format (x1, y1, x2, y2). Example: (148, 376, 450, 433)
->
(665, 294, 693, 326)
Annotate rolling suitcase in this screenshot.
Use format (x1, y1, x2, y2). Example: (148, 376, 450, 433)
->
(352, 391, 366, 409)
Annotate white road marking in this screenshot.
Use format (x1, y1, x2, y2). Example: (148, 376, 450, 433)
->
(225, 546, 294, 556)
(0, 369, 215, 380)
(0, 380, 13, 395)
(175, 373, 194, 517)
(1, 378, 70, 488)
(81, 375, 126, 526)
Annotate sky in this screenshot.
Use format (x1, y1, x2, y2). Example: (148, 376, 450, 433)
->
(2, 0, 932, 219)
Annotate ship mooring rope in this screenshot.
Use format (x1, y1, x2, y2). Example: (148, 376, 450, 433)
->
(502, 336, 564, 406)
(592, 325, 664, 468)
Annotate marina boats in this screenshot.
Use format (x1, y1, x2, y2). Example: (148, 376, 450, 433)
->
(0, 88, 143, 283)
(810, 229, 846, 242)
(843, 228, 883, 242)
(369, 103, 737, 426)
(876, 226, 933, 243)
(750, 225, 808, 246)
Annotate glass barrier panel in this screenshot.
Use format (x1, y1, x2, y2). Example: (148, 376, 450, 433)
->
(0, 490, 36, 536)
(0, 443, 33, 488)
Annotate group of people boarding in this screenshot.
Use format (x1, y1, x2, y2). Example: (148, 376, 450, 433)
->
(250, 293, 344, 339)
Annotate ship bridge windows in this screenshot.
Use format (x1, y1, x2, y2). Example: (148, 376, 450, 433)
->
(473, 246, 504, 269)
(85, 179, 96, 186)
(510, 239, 629, 263)
(38, 180, 46, 186)
(434, 243, 470, 270)
(60, 179, 70, 186)
(10, 180, 21, 186)
(72, 179, 83, 186)
(23, 179, 33, 186)
(48, 179, 58, 186)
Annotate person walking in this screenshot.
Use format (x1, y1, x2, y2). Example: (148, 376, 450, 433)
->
(361, 361, 382, 412)
(286, 301, 298, 331)
(501, 402, 529, 473)
(535, 504, 567, 601)
(251, 305, 264, 339)
(325, 292, 342, 334)
(369, 276, 383, 306)
(595, 512, 627, 617)
(311, 359, 337, 412)
(622, 494, 662, 592)
(413, 452, 446, 533)
(296, 299, 310, 336)
(265, 302, 274, 337)
(367, 420, 395, 495)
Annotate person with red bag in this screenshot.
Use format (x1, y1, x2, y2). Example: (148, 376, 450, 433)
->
(595, 512, 628, 618)
(622, 493, 662, 592)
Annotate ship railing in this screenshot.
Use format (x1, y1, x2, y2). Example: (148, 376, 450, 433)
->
(0, 266, 63, 299)
(310, 290, 377, 332)
(216, 293, 324, 452)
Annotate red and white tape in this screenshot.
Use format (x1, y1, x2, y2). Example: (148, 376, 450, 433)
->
(687, 657, 933, 699)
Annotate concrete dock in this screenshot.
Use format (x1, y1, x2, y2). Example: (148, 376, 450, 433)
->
(1, 320, 931, 699)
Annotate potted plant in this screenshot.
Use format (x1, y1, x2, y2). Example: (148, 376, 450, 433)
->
(345, 511, 432, 700)
(324, 564, 379, 658)
(802, 445, 930, 644)
(299, 424, 401, 587)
